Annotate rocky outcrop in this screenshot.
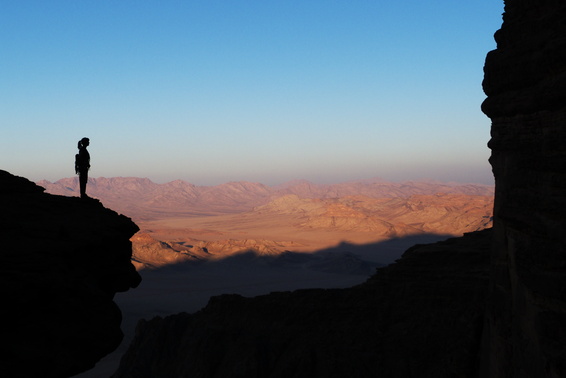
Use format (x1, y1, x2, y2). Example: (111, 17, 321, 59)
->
(0, 170, 141, 378)
(130, 232, 208, 269)
(480, 1, 566, 377)
(112, 229, 492, 378)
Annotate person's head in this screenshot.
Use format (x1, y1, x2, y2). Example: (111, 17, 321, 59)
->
(78, 137, 90, 149)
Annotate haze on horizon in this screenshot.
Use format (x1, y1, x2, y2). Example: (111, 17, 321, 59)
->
(1, 1, 503, 186)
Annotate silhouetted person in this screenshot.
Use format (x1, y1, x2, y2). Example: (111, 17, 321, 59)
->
(75, 137, 90, 199)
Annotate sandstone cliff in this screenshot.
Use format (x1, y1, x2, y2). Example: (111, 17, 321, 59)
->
(480, 1, 566, 376)
(0, 170, 141, 378)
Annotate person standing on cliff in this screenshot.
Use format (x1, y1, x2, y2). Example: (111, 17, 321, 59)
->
(75, 137, 91, 199)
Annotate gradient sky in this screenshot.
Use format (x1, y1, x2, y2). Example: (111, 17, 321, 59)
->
(1, 1, 504, 185)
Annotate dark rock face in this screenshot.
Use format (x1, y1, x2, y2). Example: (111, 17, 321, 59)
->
(0, 170, 141, 378)
(112, 230, 492, 378)
(481, 1, 566, 377)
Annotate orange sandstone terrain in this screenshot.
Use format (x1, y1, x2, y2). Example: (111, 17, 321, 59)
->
(39, 177, 494, 269)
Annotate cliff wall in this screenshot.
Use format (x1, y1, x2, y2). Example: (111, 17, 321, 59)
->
(481, 1, 566, 377)
(0, 170, 141, 378)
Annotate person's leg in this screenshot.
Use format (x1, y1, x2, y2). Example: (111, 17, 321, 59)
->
(79, 171, 88, 198)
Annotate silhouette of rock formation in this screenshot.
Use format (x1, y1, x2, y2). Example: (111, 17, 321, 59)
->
(110, 2, 566, 377)
(480, 1, 566, 376)
(0, 170, 141, 378)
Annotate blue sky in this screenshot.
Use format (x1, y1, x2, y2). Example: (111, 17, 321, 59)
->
(1, 1, 504, 185)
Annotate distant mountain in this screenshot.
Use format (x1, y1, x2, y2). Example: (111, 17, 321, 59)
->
(38, 177, 494, 221)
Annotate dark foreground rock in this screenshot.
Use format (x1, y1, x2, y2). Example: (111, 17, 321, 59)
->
(112, 229, 491, 378)
(0, 170, 141, 378)
(481, 1, 566, 377)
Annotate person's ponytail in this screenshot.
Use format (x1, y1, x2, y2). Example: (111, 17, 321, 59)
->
(78, 137, 89, 149)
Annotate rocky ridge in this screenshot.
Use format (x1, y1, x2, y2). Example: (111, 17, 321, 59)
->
(0, 170, 141, 378)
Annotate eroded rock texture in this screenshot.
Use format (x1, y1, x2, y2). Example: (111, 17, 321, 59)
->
(0, 170, 141, 378)
(481, 1, 566, 377)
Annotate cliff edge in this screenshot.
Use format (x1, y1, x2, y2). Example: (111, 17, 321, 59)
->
(0, 170, 141, 378)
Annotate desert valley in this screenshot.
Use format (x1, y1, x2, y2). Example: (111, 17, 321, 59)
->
(37, 176, 494, 377)
(40, 176, 494, 268)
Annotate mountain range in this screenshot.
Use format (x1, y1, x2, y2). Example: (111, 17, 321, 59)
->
(38, 176, 494, 221)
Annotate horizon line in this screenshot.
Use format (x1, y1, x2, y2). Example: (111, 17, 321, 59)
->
(36, 175, 495, 188)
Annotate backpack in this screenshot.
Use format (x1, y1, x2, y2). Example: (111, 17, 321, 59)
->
(75, 154, 80, 174)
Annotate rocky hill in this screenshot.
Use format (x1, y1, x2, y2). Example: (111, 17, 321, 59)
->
(0, 170, 141, 378)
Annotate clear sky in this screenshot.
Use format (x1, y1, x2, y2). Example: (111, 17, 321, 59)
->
(1, 1, 504, 186)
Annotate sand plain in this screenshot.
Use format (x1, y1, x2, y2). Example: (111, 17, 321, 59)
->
(138, 211, 390, 254)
